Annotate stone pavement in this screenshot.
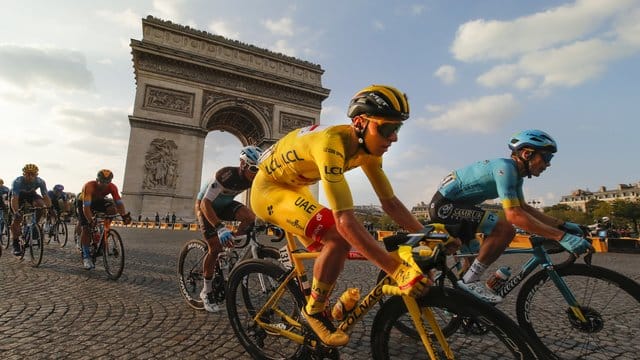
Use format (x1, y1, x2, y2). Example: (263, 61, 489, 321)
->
(0, 228, 638, 359)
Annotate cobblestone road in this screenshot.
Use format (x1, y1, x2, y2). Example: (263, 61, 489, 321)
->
(1, 228, 638, 359)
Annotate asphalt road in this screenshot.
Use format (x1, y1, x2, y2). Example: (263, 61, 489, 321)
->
(1, 227, 638, 359)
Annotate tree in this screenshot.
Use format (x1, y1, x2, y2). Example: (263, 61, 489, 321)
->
(543, 204, 590, 224)
(611, 200, 640, 235)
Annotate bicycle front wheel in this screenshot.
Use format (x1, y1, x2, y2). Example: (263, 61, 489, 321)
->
(226, 259, 308, 360)
(371, 286, 539, 360)
(516, 263, 640, 360)
(102, 229, 124, 280)
(26, 225, 44, 267)
(177, 239, 207, 310)
(55, 221, 68, 248)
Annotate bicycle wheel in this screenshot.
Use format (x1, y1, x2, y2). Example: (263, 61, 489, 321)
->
(516, 263, 640, 360)
(0, 217, 7, 249)
(55, 220, 68, 248)
(371, 286, 539, 360)
(226, 259, 308, 360)
(26, 224, 44, 267)
(177, 239, 207, 310)
(102, 229, 124, 280)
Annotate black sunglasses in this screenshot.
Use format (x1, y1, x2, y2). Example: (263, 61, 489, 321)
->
(539, 152, 554, 163)
(246, 164, 259, 173)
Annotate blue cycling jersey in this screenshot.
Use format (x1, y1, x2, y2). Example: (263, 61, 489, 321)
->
(11, 176, 48, 197)
(0, 185, 9, 198)
(47, 190, 67, 202)
(437, 158, 524, 209)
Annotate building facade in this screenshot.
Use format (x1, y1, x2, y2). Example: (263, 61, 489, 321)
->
(559, 182, 640, 211)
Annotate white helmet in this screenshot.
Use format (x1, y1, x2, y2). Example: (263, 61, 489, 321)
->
(239, 146, 263, 166)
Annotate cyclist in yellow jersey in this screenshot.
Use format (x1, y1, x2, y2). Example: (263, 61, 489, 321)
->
(251, 85, 431, 347)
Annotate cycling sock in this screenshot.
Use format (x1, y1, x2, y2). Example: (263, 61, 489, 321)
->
(305, 278, 334, 315)
(81, 245, 90, 259)
(463, 259, 488, 283)
(203, 277, 213, 293)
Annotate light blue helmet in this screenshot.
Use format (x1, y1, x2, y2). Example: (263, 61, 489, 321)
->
(508, 129, 557, 153)
(239, 146, 263, 166)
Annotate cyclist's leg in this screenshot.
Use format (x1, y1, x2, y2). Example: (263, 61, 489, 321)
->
(197, 210, 223, 312)
(250, 172, 349, 346)
(429, 194, 504, 303)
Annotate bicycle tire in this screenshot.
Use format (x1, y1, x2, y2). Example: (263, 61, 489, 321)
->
(0, 216, 8, 249)
(177, 239, 208, 310)
(371, 287, 540, 360)
(102, 229, 124, 280)
(226, 259, 308, 360)
(516, 263, 640, 360)
(56, 220, 68, 248)
(26, 224, 44, 267)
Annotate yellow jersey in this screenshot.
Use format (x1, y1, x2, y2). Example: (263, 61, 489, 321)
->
(259, 125, 394, 211)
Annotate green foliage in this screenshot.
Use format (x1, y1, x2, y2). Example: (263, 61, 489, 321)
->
(543, 205, 590, 224)
(611, 200, 640, 234)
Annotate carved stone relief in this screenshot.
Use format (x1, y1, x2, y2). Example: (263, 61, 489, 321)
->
(142, 138, 179, 190)
(136, 53, 323, 108)
(280, 112, 314, 133)
(143, 85, 194, 116)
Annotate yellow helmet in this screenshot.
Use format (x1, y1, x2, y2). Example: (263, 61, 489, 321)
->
(347, 84, 410, 121)
(22, 163, 39, 175)
(96, 169, 114, 184)
(0, 178, 4, 186)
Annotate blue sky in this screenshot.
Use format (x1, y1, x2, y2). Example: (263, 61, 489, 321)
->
(1, 0, 639, 210)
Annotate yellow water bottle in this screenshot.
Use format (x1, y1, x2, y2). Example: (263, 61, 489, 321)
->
(331, 288, 360, 321)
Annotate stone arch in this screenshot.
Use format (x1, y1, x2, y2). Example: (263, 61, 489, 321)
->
(121, 16, 329, 221)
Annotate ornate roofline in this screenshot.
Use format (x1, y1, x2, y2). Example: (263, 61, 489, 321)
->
(143, 16, 323, 71)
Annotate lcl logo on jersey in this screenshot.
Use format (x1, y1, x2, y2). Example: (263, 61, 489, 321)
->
(265, 150, 305, 175)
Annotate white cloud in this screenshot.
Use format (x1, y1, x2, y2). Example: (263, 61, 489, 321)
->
(0, 45, 94, 92)
(451, 0, 636, 62)
(96, 8, 141, 29)
(419, 94, 520, 133)
(471, 1, 640, 90)
(434, 65, 457, 85)
(208, 20, 240, 39)
(53, 106, 130, 155)
(270, 39, 297, 57)
(264, 17, 294, 36)
(373, 20, 385, 30)
(411, 4, 426, 15)
(152, 0, 185, 22)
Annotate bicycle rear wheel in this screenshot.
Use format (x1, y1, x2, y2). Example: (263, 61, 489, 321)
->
(516, 263, 640, 360)
(226, 259, 308, 360)
(0, 217, 9, 249)
(102, 229, 124, 280)
(371, 287, 539, 360)
(55, 221, 68, 248)
(177, 239, 207, 310)
(26, 224, 44, 267)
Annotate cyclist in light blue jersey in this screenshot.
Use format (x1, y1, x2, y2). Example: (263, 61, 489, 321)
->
(429, 130, 592, 303)
(194, 146, 262, 312)
(10, 164, 52, 256)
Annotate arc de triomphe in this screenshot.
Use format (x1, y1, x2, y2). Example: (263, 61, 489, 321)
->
(122, 16, 330, 220)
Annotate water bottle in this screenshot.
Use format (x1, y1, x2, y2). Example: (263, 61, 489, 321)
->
(331, 288, 360, 321)
(486, 266, 511, 292)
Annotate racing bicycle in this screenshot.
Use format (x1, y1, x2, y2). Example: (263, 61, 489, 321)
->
(15, 205, 47, 267)
(85, 213, 125, 280)
(225, 224, 541, 359)
(44, 209, 68, 247)
(420, 234, 640, 360)
(177, 222, 284, 310)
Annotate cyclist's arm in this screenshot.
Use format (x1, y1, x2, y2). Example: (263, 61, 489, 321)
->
(10, 193, 19, 213)
(520, 202, 564, 228)
(200, 199, 223, 227)
(504, 206, 564, 241)
(334, 209, 400, 275)
(107, 183, 127, 217)
(381, 196, 423, 233)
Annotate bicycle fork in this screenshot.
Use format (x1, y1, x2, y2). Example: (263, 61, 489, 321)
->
(544, 268, 588, 323)
(403, 296, 454, 360)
